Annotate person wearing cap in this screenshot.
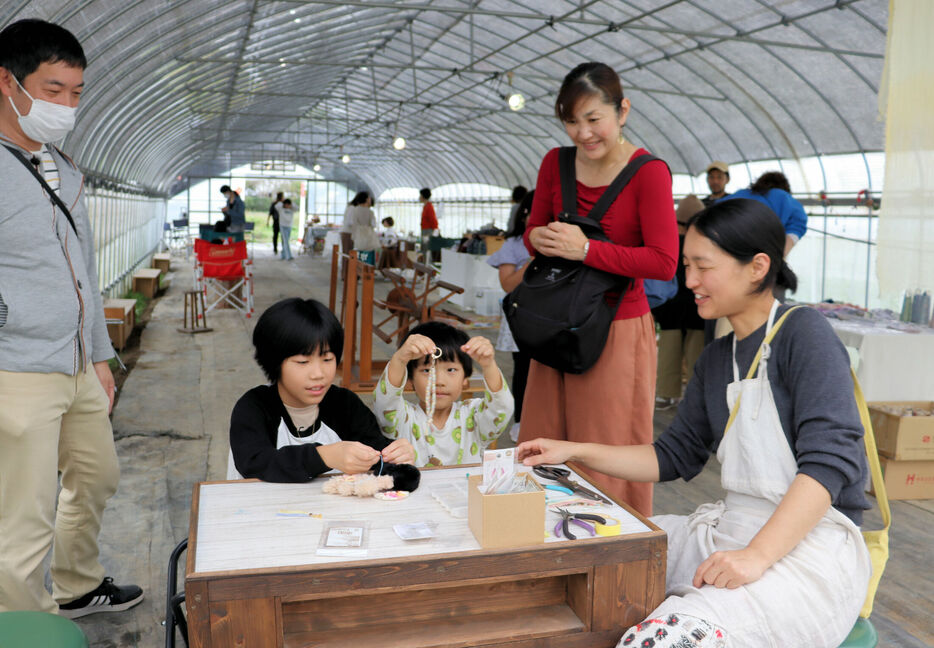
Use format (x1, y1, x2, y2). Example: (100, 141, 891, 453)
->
(702, 161, 730, 207)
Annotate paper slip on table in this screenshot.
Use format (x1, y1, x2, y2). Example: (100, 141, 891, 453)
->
(185, 465, 666, 648)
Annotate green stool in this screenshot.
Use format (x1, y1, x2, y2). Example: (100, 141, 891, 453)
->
(839, 617, 878, 648)
(0, 611, 88, 648)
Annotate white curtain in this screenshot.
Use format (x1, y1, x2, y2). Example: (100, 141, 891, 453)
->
(876, 0, 934, 296)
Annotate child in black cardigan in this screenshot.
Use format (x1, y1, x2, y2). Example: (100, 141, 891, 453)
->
(228, 298, 414, 481)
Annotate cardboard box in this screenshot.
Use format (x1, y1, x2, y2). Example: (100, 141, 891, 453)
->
(872, 457, 934, 500)
(467, 473, 545, 549)
(868, 401, 934, 460)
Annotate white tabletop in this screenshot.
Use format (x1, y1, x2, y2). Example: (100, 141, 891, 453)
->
(828, 318, 934, 401)
(193, 466, 650, 574)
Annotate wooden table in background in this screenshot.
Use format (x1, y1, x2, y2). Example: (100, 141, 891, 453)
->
(185, 466, 666, 648)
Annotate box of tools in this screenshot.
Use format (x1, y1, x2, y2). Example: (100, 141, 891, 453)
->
(467, 473, 545, 549)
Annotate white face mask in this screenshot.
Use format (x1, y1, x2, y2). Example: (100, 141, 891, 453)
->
(8, 75, 77, 143)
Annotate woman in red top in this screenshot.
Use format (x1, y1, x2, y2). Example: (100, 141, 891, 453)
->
(520, 62, 678, 516)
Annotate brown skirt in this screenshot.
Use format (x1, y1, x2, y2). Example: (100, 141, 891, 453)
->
(518, 313, 656, 517)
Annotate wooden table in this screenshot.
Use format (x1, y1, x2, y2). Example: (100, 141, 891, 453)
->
(185, 466, 666, 648)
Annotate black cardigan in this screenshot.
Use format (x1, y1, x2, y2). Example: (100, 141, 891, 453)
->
(229, 384, 390, 482)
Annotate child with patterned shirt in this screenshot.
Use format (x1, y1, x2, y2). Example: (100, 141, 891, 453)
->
(374, 321, 513, 467)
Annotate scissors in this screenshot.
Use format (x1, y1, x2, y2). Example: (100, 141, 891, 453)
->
(553, 508, 606, 540)
(532, 466, 613, 504)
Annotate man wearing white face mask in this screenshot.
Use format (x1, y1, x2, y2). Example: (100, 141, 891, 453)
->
(0, 19, 144, 617)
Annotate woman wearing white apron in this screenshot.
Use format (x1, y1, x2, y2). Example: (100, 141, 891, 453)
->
(518, 199, 871, 647)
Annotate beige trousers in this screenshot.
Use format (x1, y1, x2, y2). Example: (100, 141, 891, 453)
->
(655, 329, 705, 399)
(0, 368, 119, 612)
(519, 314, 657, 517)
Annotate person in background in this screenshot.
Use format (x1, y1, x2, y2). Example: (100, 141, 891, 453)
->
(702, 160, 730, 207)
(723, 170, 807, 258)
(519, 198, 870, 647)
(378, 216, 400, 270)
(520, 61, 678, 516)
(486, 189, 534, 443)
(220, 184, 245, 233)
(651, 194, 706, 409)
(419, 187, 438, 250)
(0, 17, 143, 618)
(267, 191, 283, 255)
(348, 191, 378, 265)
(276, 198, 294, 260)
(507, 184, 528, 232)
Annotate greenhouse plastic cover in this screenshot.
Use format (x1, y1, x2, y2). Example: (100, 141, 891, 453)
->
(0, 0, 887, 196)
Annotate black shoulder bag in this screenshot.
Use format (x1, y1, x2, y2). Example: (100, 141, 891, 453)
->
(503, 147, 657, 374)
(3, 144, 79, 238)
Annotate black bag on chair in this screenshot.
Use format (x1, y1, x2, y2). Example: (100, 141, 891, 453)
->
(503, 147, 659, 374)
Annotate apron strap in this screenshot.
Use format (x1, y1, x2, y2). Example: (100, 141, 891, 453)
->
(724, 305, 803, 436)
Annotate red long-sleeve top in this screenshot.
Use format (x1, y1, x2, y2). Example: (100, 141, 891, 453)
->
(420, 202, 438, 230)
(524, 147, 678, 320)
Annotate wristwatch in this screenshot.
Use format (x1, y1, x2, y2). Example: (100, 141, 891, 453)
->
(582, 240, 590, 258)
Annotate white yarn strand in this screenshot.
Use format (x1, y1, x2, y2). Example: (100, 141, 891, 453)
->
(425, 347, 442, 430)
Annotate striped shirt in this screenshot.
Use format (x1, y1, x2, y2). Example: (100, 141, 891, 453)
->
(38, 146, 60, 193)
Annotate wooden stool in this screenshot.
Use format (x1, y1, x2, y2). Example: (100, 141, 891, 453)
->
(178, 290, 212, 334)
(152, 252, 171, 275)
(132, 268, 162, 298)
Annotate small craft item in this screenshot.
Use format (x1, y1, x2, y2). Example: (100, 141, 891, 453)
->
(593, 515, 621, 536)
(374, 490, 409, 501)
(316, 519, 370, 557)
(553, 507, 606, 540)
(532, 465, 612, 504)
(322, 461, 421, 497)
(430, 482, 468, 518)
(393, 521, 437, 540)
(480, 448, 516, 494)
(425, 346, 443, 431)
(276, 510, 323, 518)
(547, 497, 601, 509)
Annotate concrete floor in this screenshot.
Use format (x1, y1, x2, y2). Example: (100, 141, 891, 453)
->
(73, 243, 933, 647)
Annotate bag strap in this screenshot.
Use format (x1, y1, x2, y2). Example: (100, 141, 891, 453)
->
(851, 367, 891, 532)
(557, 146, 660, 225)
(3, 144, 79, 237)
(723, 306, 802, 435)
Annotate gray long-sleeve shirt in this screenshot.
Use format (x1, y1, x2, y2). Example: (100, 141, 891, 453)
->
(654, 304, 870, 525)
(0, 144, 113, 374)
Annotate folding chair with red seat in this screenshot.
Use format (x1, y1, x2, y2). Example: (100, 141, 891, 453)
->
(193, 239, 254, 318)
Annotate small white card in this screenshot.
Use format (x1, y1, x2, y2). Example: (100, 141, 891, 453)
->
(326, 526, 363, 547)
(317, 520, 369, 557)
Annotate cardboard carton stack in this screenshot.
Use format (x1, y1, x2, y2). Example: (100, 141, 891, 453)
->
(868, 402, 934, 500)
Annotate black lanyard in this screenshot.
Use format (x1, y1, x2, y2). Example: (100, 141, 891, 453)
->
(3, 144, 79, 237)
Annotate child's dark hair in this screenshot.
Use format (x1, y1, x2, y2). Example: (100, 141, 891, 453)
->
(382, 216, 394, 227)
(253, 298, 344, 382)
(283, 198, 292, 206)
(402, 321, 471, 379)
(687, 199, 797, 295)
(0, 19, 86, 83)
(419, 188, 432, 200)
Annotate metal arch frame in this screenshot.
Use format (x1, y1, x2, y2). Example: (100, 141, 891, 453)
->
(7, 0, 888, 196)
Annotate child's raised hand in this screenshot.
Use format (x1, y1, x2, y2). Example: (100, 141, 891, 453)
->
(461, 336, 495, 369)
(381, 438, 415, 465)
(394, 333, 437, 363)
(319, 441, 381, 474)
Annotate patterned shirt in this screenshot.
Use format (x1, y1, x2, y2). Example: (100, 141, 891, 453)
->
(373, 365, 513, 467)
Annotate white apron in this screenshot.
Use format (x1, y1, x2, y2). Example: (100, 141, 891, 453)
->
(226, 418, 342, 480)
(633, 301, 871, 647)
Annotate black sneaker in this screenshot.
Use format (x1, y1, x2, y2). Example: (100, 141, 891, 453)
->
(59, 577, 144, 619)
